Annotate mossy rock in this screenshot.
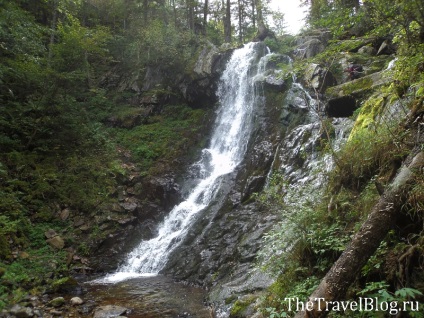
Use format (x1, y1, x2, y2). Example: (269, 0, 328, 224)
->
(349, 88, 397, 139)
(49, 296, 65, 308)
(49, 277, 80, 293)
(229, 295, 257, 318)
(326, 70, 393, 100)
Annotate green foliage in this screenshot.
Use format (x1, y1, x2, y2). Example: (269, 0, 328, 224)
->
(110, 104, 207, 173)
(264, 35, 297, 55)
(331, 116, 409, 191)
(0, 244, 68, 304)
(125, 19, 200, 72)
(312, 6, 367, 38)
(52, 16, 112, 73)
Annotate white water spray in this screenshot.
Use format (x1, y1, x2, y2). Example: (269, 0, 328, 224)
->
(100, 42, 269, 283)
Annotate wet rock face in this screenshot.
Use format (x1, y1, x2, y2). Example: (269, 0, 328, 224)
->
(91, 174, 183, 272)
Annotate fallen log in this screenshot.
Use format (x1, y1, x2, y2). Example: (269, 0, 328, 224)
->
(294, 151, 424, 318)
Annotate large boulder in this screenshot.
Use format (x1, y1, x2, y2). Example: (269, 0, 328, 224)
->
(303, 63, 337, 92)
(179, 43, 233, 108)
(294, 29, 332, 59)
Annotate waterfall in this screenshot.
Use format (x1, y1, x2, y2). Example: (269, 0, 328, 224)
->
(101, 42, 269, 283)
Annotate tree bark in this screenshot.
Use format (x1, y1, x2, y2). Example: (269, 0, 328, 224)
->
(48, 0, 58, 64)
(251, 0, 256, 30)
(187, 0, 194, 30)
(294, 151, 424, 318)
(224, 0, 231, 42)
(238, 0, 243, 42)
(203, 0, 209, 35)
(252, 0, 274, 41)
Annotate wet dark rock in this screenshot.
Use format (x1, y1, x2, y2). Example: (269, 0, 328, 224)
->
(78, 300, 97, 315)
(242, 175, 266, 201)
(141, 175, 181, 211)
(327, 95, 357, 117)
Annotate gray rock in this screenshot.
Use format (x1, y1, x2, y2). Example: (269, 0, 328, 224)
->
(358, 45, 376, 55)
(46, 235, 65, 249)
(44, 229, 58, 239)
(93, 305, 128, 318)
(9, 305, 33, 318)
(49, 309, 63, 316)
(193, 43, 219, 76)
(303, 63, 336, 92)
(119, 201, 137, 212)
(59, 208, 70, 221)
(294, 38, 325, 59)
(263, 73, 286, 91)
(70, 296, 84, 306)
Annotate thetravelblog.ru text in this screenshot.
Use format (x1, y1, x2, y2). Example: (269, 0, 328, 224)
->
(284, 297, 420, 315)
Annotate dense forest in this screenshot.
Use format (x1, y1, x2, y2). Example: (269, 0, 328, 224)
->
(0, 0, 423, 317)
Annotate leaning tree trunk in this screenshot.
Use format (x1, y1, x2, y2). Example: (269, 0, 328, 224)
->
(294, 150, 424, 318)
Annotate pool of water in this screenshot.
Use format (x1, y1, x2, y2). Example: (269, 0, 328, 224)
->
(84, 275, 212, 318)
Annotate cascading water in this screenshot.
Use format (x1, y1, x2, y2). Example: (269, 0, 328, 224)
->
(101, 42, 269, 283)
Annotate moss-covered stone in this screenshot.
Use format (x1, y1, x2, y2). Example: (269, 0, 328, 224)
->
(229, 295, 256, 318)
(349, 88, 397, 139)
(50, 277, 79, 293)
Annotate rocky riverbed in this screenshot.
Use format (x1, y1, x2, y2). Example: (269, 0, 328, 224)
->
(1, 275, 212, 318)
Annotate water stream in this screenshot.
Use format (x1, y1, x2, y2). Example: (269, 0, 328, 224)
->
(99, 42, 270, 283)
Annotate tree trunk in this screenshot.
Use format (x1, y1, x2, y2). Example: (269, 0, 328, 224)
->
(203, 0, 209, 35)
(238, 0, 243, 42)
(172, 0, 177, 27)
(252, 0, 274, 41)
(143, 0, 149, 25)
(187, 0, 194, 31)
(224, 0, 231, 42)
(294, 151, 424, 318)
(48, 0, 58, 64)
(251, 0, 256, 30)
